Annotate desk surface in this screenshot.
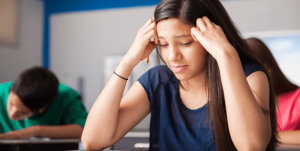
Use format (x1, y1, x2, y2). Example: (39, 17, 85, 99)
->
(277, 144, 300, 151)
(0, 138, 81, 144)
(134, 143, 300, 150)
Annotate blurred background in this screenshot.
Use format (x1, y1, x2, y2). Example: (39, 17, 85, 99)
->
(0, 0, 299, 150)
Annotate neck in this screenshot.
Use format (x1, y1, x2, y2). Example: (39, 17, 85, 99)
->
(178, 69, 208, 109)
(180, 70, 207, 94)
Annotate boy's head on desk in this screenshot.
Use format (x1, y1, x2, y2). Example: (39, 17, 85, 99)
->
(7, 66, 59, 121)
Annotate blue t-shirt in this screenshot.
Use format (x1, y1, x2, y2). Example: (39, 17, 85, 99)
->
(138, 63, 264, 151)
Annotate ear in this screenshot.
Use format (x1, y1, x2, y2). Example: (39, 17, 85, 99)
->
(38, 107, 47, 113)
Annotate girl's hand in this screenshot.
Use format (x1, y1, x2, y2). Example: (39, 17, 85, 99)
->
(123, 17, 158, 67)
(191, 16, 235, 60)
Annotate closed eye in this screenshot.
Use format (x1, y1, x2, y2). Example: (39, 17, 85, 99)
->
(160, 44, 169, 47)
(181, 41, 193, 46)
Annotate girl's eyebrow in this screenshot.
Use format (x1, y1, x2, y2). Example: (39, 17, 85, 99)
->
(158, 34, 192, 39)
(175, 35, 191, 38)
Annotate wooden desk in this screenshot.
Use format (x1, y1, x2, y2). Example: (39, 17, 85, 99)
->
(0, 138, 80, 151)
(134, 143, 300, 151)
(112, 132, 149, 151)
(277, 144, 300, 151)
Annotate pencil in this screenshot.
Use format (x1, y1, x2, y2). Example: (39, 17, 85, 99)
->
(146, 56, 149, 64)
(146, 17, 153, 64)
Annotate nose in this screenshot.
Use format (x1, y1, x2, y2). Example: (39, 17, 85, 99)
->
(168, 45, 182, 61)
(9, 107, 19, 120)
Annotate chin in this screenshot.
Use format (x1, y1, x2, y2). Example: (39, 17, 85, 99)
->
(173, 73, 192, 81)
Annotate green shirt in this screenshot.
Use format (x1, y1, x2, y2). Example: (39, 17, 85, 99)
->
(0, 82, 87, 133)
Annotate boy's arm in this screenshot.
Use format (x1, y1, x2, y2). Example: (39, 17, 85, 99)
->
(38, 124, 83, 138)
(0, 124, 83, 139)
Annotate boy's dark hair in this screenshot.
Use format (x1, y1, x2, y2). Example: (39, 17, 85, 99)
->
(11, 66, 59, 113)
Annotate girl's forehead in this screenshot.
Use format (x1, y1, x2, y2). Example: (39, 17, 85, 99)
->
(157, 18, 193, 38)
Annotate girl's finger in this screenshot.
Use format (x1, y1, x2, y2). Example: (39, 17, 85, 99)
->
(191, 27, 203, 41)
(142, 22, 156, 35)
(202, 16, 214, 28)
(153, 26, 159, 44)
(145, 41, 157, 55)
(190, 27, 198, 42)
(196, 18, 207, 31)
(144, 30, 157, 42)
(155, 34, 159, 44)
(212, 22, 219, 28)
(141, 17, 154, 30)
(191, 32, 198, 42)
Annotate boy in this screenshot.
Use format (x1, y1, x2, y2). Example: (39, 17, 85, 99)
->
(0, 66, 87, 139)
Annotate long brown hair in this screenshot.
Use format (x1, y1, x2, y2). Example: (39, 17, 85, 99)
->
(154, 0, 278, 150)
(245, 37, 299, 95)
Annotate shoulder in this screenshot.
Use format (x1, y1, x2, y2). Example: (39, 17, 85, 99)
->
(293, 88, 300, 95)
(0, 81, 13, 91)
(49, 83, 83, 113)
(145, 65, 173, 79)
(0, 82, 12, 111)
(55, 83, 81, 102)
(281, 88, 300, 101)
(57, 83, 80, 95)
(242, 62, 265, 77)
(137, 65, 175, 100)
(138, 65, 174, 89)
(0, 82, 13, 97)
(243, 62, 268, 92)
(243, 62, 268, 87)
(244, 63, 270, 109)
(295, 88, 300, 96)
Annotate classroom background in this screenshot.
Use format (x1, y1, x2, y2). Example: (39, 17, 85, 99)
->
(0, 0, 299, 150)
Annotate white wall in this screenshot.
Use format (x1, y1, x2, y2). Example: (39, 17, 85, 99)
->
(224, 0, 300, 32)
(0, 0, 43, 83)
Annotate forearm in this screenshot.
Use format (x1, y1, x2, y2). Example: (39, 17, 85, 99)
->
(82, 18, 156, 150)
(216, 49, 270, 150)
(37, 124, 83, 138)
(279, 130, 300, 144)
(82, 60, 134, 146)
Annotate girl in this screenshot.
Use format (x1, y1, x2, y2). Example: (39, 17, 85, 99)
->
(82, 0, 278, 150)
(246, 37, 300, 145)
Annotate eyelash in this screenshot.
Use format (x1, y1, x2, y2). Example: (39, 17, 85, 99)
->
(159, 42, 193, 47)
(160, 44, 168, 47)
(182, 41, 193, 46)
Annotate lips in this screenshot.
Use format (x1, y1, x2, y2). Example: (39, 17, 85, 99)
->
(171, 65, 187, 72)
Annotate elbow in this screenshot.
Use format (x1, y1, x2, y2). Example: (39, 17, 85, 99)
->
(81, 138, 105, 151)
(81, 135, 112, 150)
(236, 137, 269, 151)
(236, 130, 271, 151)
(238, 143, 268, 151)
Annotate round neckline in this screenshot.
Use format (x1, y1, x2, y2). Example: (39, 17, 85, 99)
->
(173, 80, 208, 113)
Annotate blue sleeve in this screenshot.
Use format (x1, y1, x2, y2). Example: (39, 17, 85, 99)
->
(137, 65, 173, 102)
(243, 62, 265, 77)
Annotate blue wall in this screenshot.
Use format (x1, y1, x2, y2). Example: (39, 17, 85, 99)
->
(43, 0, 160, 68)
